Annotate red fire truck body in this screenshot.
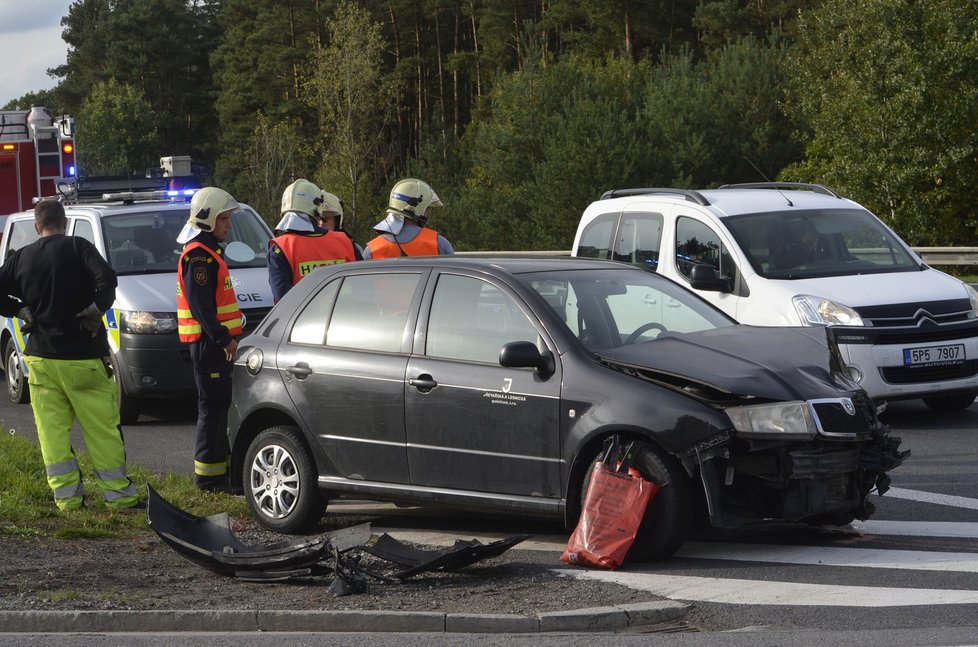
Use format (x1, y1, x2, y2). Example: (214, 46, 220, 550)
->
(0, 106, 76, 215)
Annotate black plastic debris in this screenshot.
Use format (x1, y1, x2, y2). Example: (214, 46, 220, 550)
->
(362, 532, 532, 579)
(146, 485, 531, 590)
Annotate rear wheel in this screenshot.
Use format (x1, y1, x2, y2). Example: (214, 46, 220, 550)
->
(922, 391, 977, 412)
(244, 425, 327, 533)
(580, 440, 693, 562)
(4, 337, 30, 404)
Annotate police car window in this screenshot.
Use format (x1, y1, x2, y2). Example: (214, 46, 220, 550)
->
(326, 273, 420, 352)
(226, 207, 271, 269)
(290, 279, 340, 345)
(5, 219, 39, 253)
(427, 274, 539, 364)
(614, 212, 662, 269)
(102, 211, 186, 274)
(576, 213, 618, 259)
(72, 218, 95, 244)
(675, 216, 736, 283)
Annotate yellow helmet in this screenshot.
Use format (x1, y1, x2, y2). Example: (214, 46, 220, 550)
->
(281, 179, 324, 219)
(320, 190, 344, 228)
(387, 178, 442, 222)
(189, 187, 238, 232)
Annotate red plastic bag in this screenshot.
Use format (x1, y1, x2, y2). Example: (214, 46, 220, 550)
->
(560, 461, 658, 570)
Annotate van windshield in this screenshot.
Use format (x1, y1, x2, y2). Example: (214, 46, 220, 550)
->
(723, 208, 923, 279)
(102, 207, 270, 275)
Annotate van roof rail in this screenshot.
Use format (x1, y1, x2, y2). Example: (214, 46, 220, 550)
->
(599, 188, 711, 206)
(717, 182, 841, 198)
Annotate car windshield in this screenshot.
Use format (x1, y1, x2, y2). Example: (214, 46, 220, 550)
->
(102, 206, 270, 275)
(524, 268, 735, 352)
(723, 208, 921, 279)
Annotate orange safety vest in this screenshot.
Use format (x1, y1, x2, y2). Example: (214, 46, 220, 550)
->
(176, 242, 243, 343)
(367, 228, 439, 259)
(271, 231, 356, 285)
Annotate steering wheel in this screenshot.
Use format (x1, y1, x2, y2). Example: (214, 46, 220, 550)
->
(624, 322, 667, 345)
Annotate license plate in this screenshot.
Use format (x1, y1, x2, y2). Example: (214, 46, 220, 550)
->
(903, 343, 965, 366)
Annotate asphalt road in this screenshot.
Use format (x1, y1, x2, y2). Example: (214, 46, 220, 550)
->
(4, 377, 978, 640)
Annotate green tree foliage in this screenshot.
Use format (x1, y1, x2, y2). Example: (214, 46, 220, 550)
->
(782, 0, 978, 246)
(693, 0, 814, 49)
(242, 113, 311, 224)
(307, 1, 398, 240)
(75, 79, 160, 175)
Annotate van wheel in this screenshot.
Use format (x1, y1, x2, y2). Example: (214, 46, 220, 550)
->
(107, 355, 140, 424)
(922, 391, 977, 412)
(579, 440, 693, 562)
(244, 426, 327, 533)
(4, 337, 30, 404)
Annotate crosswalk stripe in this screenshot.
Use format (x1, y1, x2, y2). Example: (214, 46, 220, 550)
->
(676, 542, 978, 572)
(853, 520, 978, 539)
(883, 487, 978, 511)
(561, 571, 978, 606)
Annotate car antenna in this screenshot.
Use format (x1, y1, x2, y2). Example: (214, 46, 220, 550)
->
(743, 156, 793, 207)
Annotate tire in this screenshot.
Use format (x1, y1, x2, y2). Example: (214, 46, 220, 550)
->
(244, 425, 327, 533)
(580, 440, 693, 562)
(107, 355, 140, 424)
(4, 337, 30, 404)
(922, 391, 977, 412)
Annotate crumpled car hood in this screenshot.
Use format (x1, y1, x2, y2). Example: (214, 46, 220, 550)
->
(596, 325, 853, 403)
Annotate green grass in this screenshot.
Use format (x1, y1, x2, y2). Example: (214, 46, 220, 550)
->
(0, 430, 249, 539)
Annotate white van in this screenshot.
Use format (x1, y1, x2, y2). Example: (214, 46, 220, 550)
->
(1, 189, 274, 423)
(572, 183, 978, 411)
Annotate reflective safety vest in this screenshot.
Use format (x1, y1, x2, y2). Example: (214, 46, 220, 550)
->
(176, 242, 243, 342)
(367, 227, 439, 259)
(271, 231, 355, 285)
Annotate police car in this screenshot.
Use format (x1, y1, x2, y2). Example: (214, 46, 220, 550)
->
(1, 185, 274, 423)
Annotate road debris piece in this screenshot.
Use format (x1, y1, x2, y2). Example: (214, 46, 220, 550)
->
(362, 532, 532, 579)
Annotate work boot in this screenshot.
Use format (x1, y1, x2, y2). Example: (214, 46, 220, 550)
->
(195, 476, 230, 493)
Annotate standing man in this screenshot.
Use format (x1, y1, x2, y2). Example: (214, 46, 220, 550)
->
(268, 179, 358, 303)
(176, 187, 242, 492)
(364, 178, 454, 259)
(0, 199, 139, 511)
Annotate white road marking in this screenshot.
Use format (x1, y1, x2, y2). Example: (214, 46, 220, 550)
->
(676, 542, 978, 572)
(882, 487, 978, 511)
(853, 520, 978, 539)
(560, 571, 978, 606)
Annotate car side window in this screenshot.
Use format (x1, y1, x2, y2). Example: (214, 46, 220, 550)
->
(289, 279, 341, 345)
(576, 213, 618, 259)
(426, 274, 539, 364)
(614, 212, 663, 269)
(675, 216, 736, 283)
(72, 218, 95, 244)
(326, 273, 420, 352)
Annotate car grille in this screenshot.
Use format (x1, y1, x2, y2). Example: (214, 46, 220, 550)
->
(881, 360, 978, 384)
(811, 397, 874, 436)
(872, 327, 978, 346)
(241, 306, 272, 335)
(856, 299, 973, 327)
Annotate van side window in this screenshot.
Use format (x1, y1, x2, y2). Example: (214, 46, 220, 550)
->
(615, 212, 662, 269)
(675, 216, 736, 284)
(72, 219, 95, 244)
(576, 213, 618, 259)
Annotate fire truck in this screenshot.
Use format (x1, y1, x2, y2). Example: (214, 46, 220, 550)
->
(0, 106, 76, 216)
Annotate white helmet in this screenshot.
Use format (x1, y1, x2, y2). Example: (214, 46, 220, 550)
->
(188, 187, 238, 232)
(386, 178, 442, 222)
(281, 179, 324, 219)
(320, 190, 344, 228)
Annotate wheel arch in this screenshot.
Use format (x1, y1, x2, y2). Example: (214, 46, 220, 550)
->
(230, 407, 306, 492)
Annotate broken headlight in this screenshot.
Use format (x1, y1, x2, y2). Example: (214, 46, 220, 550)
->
(725, 401, 817, 440)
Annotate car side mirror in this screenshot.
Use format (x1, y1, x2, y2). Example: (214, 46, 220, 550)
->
(499, 341, 555, 377)
(689, 263, 731, 293)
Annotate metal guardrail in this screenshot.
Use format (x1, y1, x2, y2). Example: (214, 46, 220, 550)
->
(459, 248, 978, 267)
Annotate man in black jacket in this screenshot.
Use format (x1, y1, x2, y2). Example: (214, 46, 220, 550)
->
(0, 199, 139, 511)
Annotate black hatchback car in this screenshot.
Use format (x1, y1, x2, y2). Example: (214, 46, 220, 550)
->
(228, 257, 906, 560)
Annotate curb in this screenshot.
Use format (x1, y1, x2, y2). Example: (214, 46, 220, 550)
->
(0, 601, 687, 634)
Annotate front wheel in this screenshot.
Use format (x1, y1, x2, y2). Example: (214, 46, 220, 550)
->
(922, 391, 977, 412)
(106, 355, 139, 424)
(244, 425, 326, 533)
(4, 337, 30, 404)
(580, 440, 693, 562)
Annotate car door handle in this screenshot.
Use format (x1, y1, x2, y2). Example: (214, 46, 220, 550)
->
(409, 375, 438, 393)
(286, 362, 312, 379)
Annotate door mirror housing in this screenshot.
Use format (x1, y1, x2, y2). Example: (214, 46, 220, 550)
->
(499, 341, 554, 376)
(689, 263, 731, 293)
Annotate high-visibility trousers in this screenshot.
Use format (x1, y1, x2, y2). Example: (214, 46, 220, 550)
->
(24, 356, 138, 511)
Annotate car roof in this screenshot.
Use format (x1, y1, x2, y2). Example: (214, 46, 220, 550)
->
(594, 187, 866, 219)
(356, 255, 627, 275)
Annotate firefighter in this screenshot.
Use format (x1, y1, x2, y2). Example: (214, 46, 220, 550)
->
(0, 199, 139, 511)
(175, 187, 243, 492)
(318, 190, 365, 258)
(268, 179, 358, 303)
(364, 178, 454, 259)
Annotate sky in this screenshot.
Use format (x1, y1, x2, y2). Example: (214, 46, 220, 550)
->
(0, 0, 75, 107)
